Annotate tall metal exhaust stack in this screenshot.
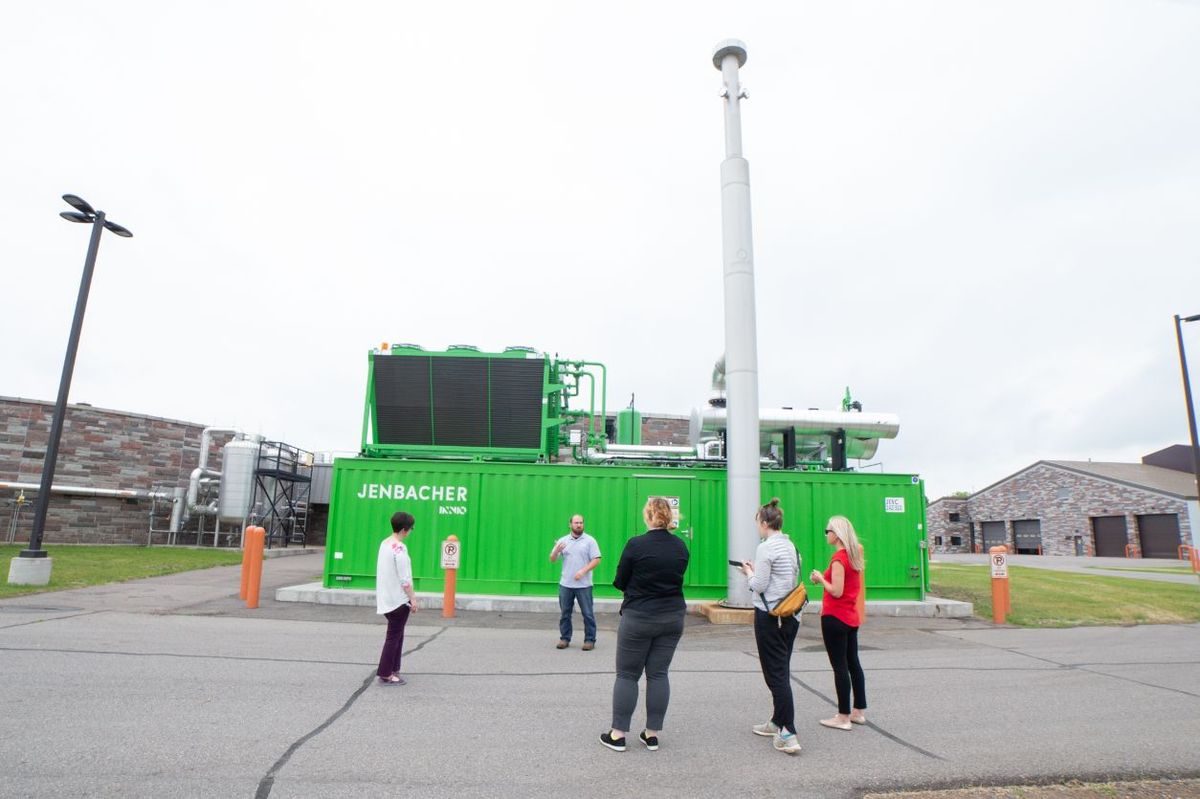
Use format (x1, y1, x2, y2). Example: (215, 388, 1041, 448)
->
(713, 39, 761, 607)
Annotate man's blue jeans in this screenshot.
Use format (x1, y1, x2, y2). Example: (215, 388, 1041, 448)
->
(558, 585, 596, 643)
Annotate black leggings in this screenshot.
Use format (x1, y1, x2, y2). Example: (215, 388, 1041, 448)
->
(820, 614, 866, 715)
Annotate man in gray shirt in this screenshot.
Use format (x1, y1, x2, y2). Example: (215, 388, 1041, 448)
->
(549, 514, 601, 650)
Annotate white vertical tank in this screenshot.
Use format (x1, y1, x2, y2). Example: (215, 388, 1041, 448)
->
(218, 438, 258, 522)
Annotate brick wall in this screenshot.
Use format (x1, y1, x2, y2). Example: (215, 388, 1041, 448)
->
(926, 497, 973, 553)
(558, 413, 692, 457)
(925, 462, 1191, 557)
(1, 396, 218, 545)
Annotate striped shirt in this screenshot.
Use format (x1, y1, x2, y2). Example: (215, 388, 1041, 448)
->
(747, 532, 800, 612)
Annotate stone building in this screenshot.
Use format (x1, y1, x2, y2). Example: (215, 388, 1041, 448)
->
(927, 446, 1197, 558)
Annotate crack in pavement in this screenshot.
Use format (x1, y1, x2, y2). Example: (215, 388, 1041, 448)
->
(254, 627, 447, 799)
(0, 609, 104, 630)
(965, 641, 1200, 700)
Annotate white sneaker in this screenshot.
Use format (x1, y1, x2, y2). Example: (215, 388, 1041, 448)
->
(752, 721, 780, 737)
(773, 731, 801, 754)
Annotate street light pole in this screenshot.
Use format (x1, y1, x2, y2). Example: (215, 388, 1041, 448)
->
(7, 195, 131, 587)
(1173, 313, 1200, 551)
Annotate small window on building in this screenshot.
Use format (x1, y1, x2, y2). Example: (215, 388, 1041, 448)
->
(950, 535, 962, 546)
(948, 512, 961, 522)
(934, 536, 943, 546)
(1056, 487, 1071, 500)
(1016, 490, 1031, 501)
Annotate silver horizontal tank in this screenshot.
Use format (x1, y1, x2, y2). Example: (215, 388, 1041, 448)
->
(690, 406, 900, 461)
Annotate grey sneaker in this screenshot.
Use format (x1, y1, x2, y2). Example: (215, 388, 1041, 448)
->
(752, 721, 780, 737)
(773, 731, 801, 754)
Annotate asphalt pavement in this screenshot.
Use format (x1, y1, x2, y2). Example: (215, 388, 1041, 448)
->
(1, 553, 1198, 798)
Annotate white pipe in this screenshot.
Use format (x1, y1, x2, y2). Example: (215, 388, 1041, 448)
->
(691, 407, 900, 443)
(198, 427, 239, 472)
(606, 444, 698, 455)
(714, 39, 760, 608)
(0, 481, 171, 500)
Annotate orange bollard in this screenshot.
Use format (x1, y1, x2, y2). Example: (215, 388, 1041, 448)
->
(239, 526, 253, 600)
(441, 534, 460, 619)
(1192, 547, 1199, 574)
(246, 527, 265, 609)
(989, 545, 1009, 624)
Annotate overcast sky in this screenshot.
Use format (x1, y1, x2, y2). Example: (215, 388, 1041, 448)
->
(3, 1, 1198, 500)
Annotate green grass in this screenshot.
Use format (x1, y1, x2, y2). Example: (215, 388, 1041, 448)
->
(1085, 564, 1195, 575)
(930, 563, 1200, 627)
(0, 545, 243, 600)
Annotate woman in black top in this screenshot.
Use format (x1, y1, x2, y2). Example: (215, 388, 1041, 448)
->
(599, 497, 691, 753)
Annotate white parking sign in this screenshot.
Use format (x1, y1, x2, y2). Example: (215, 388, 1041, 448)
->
(991, 552, 1008, 579)
(441, 539, 461, 569)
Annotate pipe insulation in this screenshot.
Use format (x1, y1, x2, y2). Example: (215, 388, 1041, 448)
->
(0, 481, 173, 500)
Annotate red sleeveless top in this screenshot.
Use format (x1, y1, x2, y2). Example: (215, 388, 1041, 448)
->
(821, 548, 862, 627)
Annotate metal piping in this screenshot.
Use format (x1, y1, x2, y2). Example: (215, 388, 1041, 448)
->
(690, 407, 900, 443)
(714, 39, 760, 608)
(168, 486, 186, 533)
(198, 427, 240, 472)
(606, 444, 697, 456)
(0, 481, 172, 500)
(186, 427, 242, 519)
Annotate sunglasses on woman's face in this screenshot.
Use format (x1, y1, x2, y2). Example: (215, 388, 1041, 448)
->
(825, 529, 834, 534)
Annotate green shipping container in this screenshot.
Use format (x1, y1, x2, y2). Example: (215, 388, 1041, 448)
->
(324, 458, 927, 601)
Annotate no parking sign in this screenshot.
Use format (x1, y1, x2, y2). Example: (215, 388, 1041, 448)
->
(441, 538, 461, 569)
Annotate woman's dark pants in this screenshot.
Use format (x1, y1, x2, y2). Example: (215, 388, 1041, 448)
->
(610, 609, 685, 731)
(753, 608, 799, 735)
(377, 604, 412, 678)
(820, 614, 867, 715)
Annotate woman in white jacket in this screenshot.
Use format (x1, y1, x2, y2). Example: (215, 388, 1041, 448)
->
(376, 511, 418, 685)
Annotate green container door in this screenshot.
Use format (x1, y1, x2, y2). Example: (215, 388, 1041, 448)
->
(634, 475, 699, 587)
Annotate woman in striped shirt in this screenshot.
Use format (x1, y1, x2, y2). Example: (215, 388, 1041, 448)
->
(739, 498, 802, 755)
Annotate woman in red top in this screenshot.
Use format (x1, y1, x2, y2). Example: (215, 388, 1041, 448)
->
(809, 515, 867, 731)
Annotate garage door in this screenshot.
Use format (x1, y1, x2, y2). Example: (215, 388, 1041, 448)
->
(1136, 514, 1181, 559)
(1091, 516, 1128, 557)
(981, 521, 1007, 550)
(1012, 519, 1042, 554)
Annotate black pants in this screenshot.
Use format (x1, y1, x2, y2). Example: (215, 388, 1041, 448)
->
(376, 604, 411, 678)
(821, 614, 866, 715)
(753, 608, 799, 735)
